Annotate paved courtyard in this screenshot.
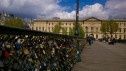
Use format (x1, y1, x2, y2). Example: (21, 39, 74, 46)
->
(73, 41, 126, 71)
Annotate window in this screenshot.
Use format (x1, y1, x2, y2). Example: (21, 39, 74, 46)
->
(96, 27, 98, 32)
(91, 27, 94, 32)
(39, 27, 41, 30)
(96, 34, 98, 39)
(124, 35, 126, 39)
(124, 23, 125, 26)
(52, 27, 54, 31)
(66, 23, 67, 25)
(115, 34, 117, 38)
(119, 35, 122, 39)
(36, 27, 38, 30)
(124, 28, 126, 33)
(119, 28, 121, 32)
(31, 27, 33, 30)
(48, 27, 50, 32)
(120, 23, 122, 26)
(43, 27, 44, 31)
(85, 27, 88, 32)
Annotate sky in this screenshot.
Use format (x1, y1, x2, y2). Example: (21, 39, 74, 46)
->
(0, 0, 126, 19)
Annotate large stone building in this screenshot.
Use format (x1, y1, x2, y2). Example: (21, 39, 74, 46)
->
(29, 17, 126, 40)
(0, 12, 17, 25)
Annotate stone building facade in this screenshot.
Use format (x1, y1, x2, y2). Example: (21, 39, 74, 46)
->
(29, 17, 126, 40)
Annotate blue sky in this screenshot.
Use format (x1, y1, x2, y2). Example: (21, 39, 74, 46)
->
(59, 0, 107, 11)
(0, 0, 126, 19)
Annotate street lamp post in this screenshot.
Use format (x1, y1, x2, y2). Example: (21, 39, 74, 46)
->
(75, 0, 81, 62)
(75, 0, 80, 36)
(86, 26, 88, 37)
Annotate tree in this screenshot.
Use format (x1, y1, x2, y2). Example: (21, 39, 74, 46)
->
(62, 27, 67, 35)
(69, 23, 85, 38)
(100, 21, 109, 37)
(69, 27, 74, 36)
(109, 20, 119, 37)
(78, 24, 85, 37)
(4, 17, 24, 28)
(101, 20, 119, 38)
(52, 22, 62, 34)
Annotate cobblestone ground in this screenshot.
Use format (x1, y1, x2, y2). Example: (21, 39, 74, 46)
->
(73, 41, 126, 71)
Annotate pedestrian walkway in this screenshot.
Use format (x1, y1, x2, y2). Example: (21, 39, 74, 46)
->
(73, 41, 126, 71)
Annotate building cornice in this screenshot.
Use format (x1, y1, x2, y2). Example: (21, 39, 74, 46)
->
(33, 17, 126, 22)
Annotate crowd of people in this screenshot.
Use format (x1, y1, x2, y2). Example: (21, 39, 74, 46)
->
(98, 37, 116, 45)
(86, 35, 95, 46)
(0, 34, 85, 71)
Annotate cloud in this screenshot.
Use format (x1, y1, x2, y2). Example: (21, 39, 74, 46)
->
(55, 0, 126, 19)
(0, 0, 61, 18)
(79, 3, 109, 19)
(53, 11, 76, 19)
(0, 0, 126, 19)
(52, 3, 109, 19)
(0, 0, 75, 19)
(105, 0, 126, 19)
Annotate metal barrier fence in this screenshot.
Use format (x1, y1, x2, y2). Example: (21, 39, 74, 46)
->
(116, 40, 126, 43)
(0, 26, 85, 71)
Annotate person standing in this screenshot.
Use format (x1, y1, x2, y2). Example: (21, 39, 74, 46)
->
(87, 36, 92, 46)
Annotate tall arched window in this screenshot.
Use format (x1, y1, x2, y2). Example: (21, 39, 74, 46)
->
(66, 23, 67, 25)
(119, 28, 121, 33)
(96, 27, 98, 32)
(43, 27, 44, 31)
(39, 27, 41, 30)
(48, 27, 50, 32)
(31, 27, 33, 30)
(124, 35, 126, 39)
(124, 28, 126, 33)
(91, 27, 94, 32)
(36, 27, 38, 31)
(85, 26, 88, 33)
